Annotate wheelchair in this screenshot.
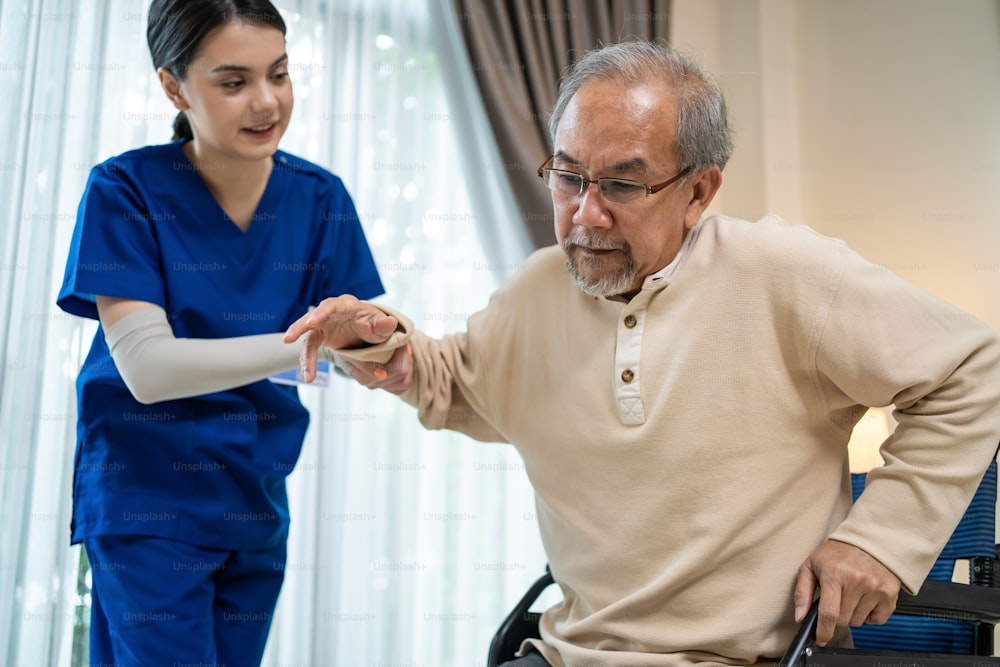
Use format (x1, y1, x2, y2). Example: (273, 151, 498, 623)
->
(488, 461, 1000, 666)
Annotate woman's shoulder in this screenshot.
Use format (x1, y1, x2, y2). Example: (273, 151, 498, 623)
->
(87, 141, 185, 183)
(272, 150, 343, 188)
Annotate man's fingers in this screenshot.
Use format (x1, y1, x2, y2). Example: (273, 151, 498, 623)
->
(849, 594, 879, 627)
(855, 594, 893, 626)
(814, 582, 842, 646)
(793, 563, 817, 623)
(349, 363, 389, 388)
(348, 344, 413, 392)
(793, 559, 838, 646)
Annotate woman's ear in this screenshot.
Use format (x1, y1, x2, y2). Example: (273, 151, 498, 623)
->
(157, 68, 189, 111)
(683, 165, 723, 229)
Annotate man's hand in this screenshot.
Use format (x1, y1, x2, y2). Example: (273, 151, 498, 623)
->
(284, 296, 399, 383)
(346, 343, 413, 395)
(793, 540, 900, 646)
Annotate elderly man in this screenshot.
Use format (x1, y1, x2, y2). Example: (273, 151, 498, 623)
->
(285, 41, 1000, 666)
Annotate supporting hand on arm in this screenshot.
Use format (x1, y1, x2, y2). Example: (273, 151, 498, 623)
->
(283, 295, 412, 390)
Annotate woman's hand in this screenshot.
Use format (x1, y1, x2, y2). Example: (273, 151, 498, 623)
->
(283, 295, 400, 383)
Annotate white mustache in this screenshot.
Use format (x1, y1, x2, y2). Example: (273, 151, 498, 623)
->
(564, 232, 628, 252)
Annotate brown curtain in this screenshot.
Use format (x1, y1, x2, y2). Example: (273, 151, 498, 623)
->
(451, 0, 671, 249)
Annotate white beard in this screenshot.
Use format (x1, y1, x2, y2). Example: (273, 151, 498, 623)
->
(563, 231, 637, 298)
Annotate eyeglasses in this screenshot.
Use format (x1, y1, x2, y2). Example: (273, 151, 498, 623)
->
(537, 156, 690, 205)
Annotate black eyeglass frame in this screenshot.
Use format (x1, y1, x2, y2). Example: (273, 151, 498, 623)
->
(536, 155, 691, 201)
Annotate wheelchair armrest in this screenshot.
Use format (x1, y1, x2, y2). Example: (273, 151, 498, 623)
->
(895, 578, 1000, 625)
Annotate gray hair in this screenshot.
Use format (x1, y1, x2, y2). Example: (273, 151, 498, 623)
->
(548, 40, 733, 172)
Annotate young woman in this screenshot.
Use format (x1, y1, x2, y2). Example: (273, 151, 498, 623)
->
(56, 1, 384, 663)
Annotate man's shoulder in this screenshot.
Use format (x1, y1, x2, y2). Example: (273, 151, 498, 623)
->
(699, 214, 847, 265)
(702, 213, 845, 245)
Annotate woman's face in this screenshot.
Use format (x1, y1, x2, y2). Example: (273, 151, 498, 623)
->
(160, 21, 293, 163)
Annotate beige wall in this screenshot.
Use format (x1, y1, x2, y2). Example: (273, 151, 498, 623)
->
(672, 0, 1000, 332)
(671, 0, 1000, 624)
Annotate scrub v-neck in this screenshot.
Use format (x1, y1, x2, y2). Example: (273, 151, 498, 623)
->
(173, 141, 281, 239)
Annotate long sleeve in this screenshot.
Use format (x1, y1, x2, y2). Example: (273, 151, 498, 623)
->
(331, 302, 510, 443)
(816, 247, 1000, 593)
(105, 306, 302, 404)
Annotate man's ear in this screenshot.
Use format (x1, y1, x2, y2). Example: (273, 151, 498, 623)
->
(683, 165, 723, 229)
(157, 68, 189, 111)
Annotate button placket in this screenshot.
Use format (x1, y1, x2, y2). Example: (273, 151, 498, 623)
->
(615, 307, 645, 424)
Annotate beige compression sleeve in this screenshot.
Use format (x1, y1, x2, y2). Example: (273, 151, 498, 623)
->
(103, 306, 304, 404)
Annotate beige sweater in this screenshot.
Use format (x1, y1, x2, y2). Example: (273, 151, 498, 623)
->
(341, 215, 1000, 665)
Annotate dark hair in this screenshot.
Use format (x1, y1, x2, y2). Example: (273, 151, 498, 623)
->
(147, 0, 287, 141)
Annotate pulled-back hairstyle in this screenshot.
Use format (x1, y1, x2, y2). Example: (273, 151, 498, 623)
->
(147, 0, 287, 141)
(549, 41, 734, 172)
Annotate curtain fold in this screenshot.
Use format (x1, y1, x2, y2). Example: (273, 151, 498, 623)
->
(450, 0, 672, 248)
(428, 0, 533, 282)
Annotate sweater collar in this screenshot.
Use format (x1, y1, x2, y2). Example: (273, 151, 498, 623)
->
(607, 218, 704, 303)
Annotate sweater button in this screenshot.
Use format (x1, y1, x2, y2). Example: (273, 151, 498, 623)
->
(621, 369, 635, 383)
(624, 314, 637, 328)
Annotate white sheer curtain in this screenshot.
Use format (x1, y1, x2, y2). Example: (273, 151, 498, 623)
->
(268, 1, 546, 664)
(0, 1, 546, 665)
(425, 0, 533, 284)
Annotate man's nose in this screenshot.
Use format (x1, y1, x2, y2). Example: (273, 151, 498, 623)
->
(571, 182, 613, 229)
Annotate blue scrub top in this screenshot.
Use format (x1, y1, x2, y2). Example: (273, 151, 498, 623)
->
(57, 141, 384, 549)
